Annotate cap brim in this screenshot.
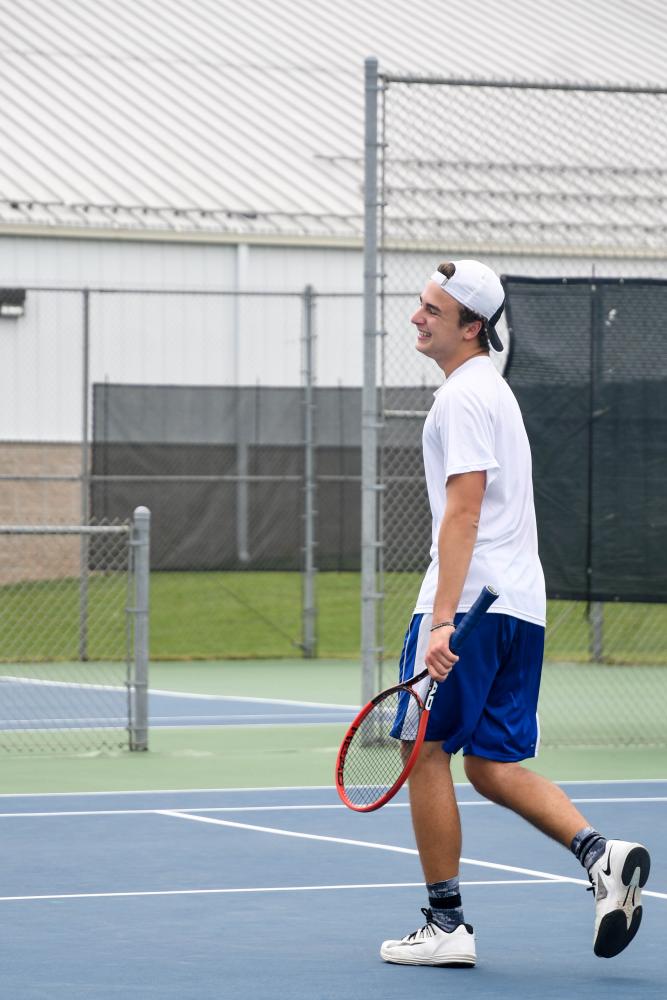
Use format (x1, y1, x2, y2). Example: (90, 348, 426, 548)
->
(487, 299, 505, 352)
(488, 325, 504, 352)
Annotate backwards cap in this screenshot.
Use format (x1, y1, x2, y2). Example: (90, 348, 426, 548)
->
(429, 260, 505, 352)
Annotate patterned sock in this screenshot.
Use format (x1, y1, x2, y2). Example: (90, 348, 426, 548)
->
(571, 826, 608, 872)
(426, 876, 465, 933)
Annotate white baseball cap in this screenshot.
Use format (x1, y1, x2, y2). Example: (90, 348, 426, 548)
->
(429, 259, 505, 352)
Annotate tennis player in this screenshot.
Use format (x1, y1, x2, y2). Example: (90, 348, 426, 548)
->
(380, 260, 650, 967)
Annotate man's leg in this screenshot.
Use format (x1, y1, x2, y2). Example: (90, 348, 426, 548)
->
(380, 742, 476, 967)
(462, 755, 586, 846)
(408, 742, 461, 880)
(463, 756, 651, 958)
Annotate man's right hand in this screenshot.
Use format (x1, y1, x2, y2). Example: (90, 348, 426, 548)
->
(424, 624, 459, 681)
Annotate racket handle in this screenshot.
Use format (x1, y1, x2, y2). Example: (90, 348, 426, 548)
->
(450, 585, 499, 654)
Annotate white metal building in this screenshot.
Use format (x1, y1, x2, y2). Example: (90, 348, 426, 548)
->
(1, 0, 667, 443)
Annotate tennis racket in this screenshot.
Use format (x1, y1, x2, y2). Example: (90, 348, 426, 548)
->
(335, 585, 499, 812)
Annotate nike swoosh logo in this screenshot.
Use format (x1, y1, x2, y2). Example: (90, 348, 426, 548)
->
(602, 847, 613, 877)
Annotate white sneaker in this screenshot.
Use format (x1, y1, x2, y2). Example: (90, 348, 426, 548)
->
(380, 908, 476, 967)
(589, 840, 651, 958)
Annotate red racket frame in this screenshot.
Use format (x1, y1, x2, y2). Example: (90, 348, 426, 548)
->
(335, 667, 434, 812)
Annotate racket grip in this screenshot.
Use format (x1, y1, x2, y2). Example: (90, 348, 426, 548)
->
(450, 585, 499, 653)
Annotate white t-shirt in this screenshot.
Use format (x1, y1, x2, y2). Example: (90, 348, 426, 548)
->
(414, 355, 546, 626)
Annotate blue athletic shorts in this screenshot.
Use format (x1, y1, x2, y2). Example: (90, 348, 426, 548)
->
(395, 611, 545, 761)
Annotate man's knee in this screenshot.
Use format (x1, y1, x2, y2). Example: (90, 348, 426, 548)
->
(464, 754, 520, 803)
(410, 740, 450, 773)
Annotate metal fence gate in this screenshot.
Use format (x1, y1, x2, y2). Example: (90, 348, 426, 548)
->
(0, 506, 150, 754)
(361, 58, 667, 745)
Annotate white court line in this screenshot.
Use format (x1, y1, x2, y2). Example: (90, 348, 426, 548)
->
(0, 805, 368, 819)
(1, 677, 358, 711)
(1, 722, 349, 736)
(0, 805, 376, 818)
(1, 778, 666, 799)
(159, 810, 582, 881)
(570, 797, 667, 804)
(148, 714, 351, 722)
(3, 719, 128, 726)
(149, 689, 359, 711)
(0, 678, 123, 692)
(158, 810, 667, 900)
(0, 879, 558, 904)
(0, 785, 347, 799)
(0, 803, 482, 819)
(2, 714, 350, 725)
(3, 796, 667, 819)
(555, 778, 667, 786)
(152, 722, 350, 731)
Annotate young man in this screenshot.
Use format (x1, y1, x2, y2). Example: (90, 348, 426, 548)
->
(380, 259, 650, 967)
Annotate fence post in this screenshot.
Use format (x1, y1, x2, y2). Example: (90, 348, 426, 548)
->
(79, 288, 90, 660)
(587, 278, 605, 662)
(361, 56, 381, 705)
(130, 506, 150, 751)
(234, 249, 251, 565)
(302, 285, 317, 658)
(590, 601, 604, 661)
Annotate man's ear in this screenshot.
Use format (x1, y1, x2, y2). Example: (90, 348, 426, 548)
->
(462, 319, 483, 342)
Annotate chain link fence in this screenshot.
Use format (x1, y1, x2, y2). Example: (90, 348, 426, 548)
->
(362, 62, 667, 746)
(0, 509, 149, 754)
(4, 65, 667, 750)
(0, 286, 367, 670)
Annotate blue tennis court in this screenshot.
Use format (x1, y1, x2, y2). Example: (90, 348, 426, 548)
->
(146, 690, 357, 727)
(2, 780, 665, 999)
(0, 679, 356, 730)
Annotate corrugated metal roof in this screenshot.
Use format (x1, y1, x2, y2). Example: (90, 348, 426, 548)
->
(1, 0, 666, 241)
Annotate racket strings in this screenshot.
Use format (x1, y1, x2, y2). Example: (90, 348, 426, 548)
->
(340, 689, 422, 808)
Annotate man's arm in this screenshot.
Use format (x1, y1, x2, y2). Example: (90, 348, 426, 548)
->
(424, 470, 486, 680)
